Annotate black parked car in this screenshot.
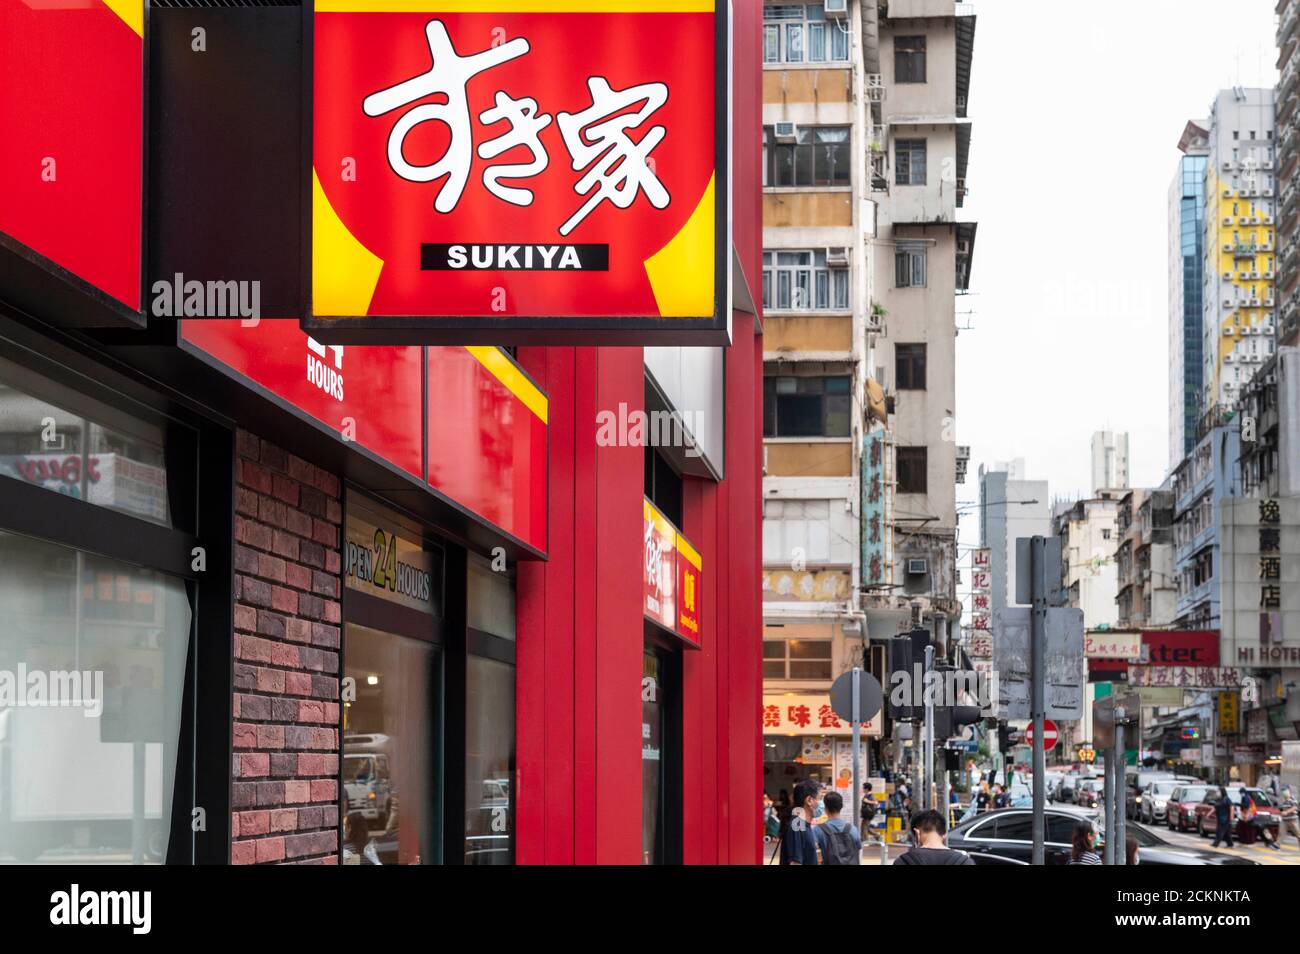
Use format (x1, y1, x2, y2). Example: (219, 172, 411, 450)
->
(947, 807, 1259, 865)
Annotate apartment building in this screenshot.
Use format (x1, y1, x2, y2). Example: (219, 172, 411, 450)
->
(1203, 88, 1278, 412)
(1278, 0, 1300, 345)
(867, 0, 976, 641)
(1114, 489, 1176, 629)
(760, 0, 888, 789)
(977, 459, 1050, 613)
(1171, 422, 1242, 630)
(1053, 495, 1120, 632)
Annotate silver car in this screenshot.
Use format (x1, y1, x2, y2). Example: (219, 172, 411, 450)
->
(1138, 778, 1190, 825)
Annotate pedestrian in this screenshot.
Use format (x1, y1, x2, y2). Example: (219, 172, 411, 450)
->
(892, 808, 974, 865)
(1280, 787, 1300, 850)
(992, 783, 1009, 810)
(776, 789, 792, 826)
(1068, 819, 1101, 865)
(1126, 833, 1139, 867)
(860, 783, 880, 841)
(814, 791, 862, 865)
(778, 778, 821, 865)
(975, 779, 991, 813)
(763, 793, 781, 842)
(1211, 786, 1235, 848)
(1240, 788, 1281, 850)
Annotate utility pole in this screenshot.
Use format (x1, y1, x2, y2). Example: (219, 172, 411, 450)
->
(1102, 749, 1114, 865)
(1115, 707, 1127, 865)
(923, 643, 935, 811)
(1030, 535, 1047, 866)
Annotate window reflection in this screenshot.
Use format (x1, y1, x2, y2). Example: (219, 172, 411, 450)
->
(465, 655, 513, 864)
(0, 531, 190, 864)
(342, 624, 439, 865)
(0, 356, 171, 527)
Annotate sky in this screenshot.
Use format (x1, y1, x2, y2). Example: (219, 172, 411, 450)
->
(955, 0, 1279, 528)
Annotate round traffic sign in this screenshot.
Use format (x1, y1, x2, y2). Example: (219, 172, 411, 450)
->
(828, 669, 884, 724)
(1024, 720, 1059, 748)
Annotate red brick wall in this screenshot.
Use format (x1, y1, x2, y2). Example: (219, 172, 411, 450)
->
(230, 429, 343, 864)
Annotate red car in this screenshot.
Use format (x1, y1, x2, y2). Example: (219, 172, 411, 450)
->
(1166, 783, 1212, 832)
(1194, 786, 1280, 838)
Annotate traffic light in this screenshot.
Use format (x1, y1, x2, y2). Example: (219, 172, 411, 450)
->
(934, 704, 985, 739)
(887, 628, 930, 722)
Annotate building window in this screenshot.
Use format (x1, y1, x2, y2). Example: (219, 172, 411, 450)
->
(894, 243, 927, 287)
(895, 139, 927, 186)
(762, 4, 850, 65)
(762, 250, 850, 311)
(763, 375, 852, 437)
(763, 125, 851, 186)
(763, 638, 833, 680)
(895, 343, 927, 390)
(894, 35, 926, 82)
(896, 446, 928, 494)
(0, 531, 191, 864)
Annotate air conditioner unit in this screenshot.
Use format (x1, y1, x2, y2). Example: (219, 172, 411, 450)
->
(1250, 271, 1261, 279)
(1224, 189, 1234, 198)
(1250, 216, 1261, 224)
(824, 0, 849, 17)
(1224, 297, 1234, 306)
(958, 238, 972, 255)
(1240, 217, 1251, 225)
(906, 558, 930, 576)
(1223, 271, 1234, 280)
(1223, 243, 1234, 252)
(825, 246, 850, 266)
(774, 121, 798, 142)
(1239, 271, 1250, 280)
(1225, 354, 1234, 363)
(1266, 297, 1275, 306)
(1223, 217, 1234, 225)
(1224, 326, 1235, 335)
(1266, 270, 1275, 278)
(1223, 160, 1234, 170)
(1265, 188, 1275, 197)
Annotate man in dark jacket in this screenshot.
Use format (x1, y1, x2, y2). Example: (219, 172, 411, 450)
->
(1211, 787, 1235, 848)
(893, 809, 974, 865)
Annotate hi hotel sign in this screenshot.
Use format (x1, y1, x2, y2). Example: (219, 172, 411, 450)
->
(304, 0, 730, 345)
(1221, 497, 1300, 667)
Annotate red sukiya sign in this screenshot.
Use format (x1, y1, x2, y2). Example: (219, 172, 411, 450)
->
(306, 1, 726, 344)
(0, 0, 143, 310)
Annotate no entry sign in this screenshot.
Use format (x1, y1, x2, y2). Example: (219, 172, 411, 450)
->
(1024, 720, 1059, 748)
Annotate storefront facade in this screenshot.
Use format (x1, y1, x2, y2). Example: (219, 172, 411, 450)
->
(0, 0, 762, 865)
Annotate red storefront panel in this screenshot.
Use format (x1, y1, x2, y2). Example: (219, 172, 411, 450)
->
(181, 319, 424, 478)
(425, 346, 548, 553)
(0, 0, 143, 310)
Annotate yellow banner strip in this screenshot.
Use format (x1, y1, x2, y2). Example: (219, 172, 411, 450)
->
(316, 1, 712, 11)
(465, 346, 548, 425)
(677, 532, 702, 571)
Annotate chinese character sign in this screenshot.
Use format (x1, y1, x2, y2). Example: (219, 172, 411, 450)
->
(970, 548, 992, 638)
(644, 497, 704, 648)
(644, 499, 677, 633)
(861, 424, 887, 587)
(676, 530, 702, 648)
(761, 695, 882, 737)
(309, 2, 726, 343)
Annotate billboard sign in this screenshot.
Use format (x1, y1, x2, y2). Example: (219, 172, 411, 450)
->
(305, 1, 729, 345)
